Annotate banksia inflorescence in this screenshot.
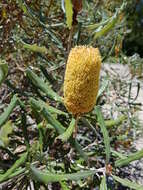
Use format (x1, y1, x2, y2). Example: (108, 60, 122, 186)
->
(64, 46, 101, 115)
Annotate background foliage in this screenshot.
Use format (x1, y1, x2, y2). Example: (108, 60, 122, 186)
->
(0, 0, 143, 189)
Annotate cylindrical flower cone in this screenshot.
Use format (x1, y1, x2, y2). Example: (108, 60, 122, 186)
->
(64, 46, 101, 115)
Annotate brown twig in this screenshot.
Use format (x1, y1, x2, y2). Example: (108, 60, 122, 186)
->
(67, 26, 74, 54)
(73, 115, 79, 138)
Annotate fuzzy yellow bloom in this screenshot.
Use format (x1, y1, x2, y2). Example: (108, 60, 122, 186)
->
(64, 46, 101, 115)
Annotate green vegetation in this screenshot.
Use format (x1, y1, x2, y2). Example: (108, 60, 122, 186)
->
(0, 0, 143, 189)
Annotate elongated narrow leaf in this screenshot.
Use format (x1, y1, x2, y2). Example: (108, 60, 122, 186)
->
(72, 138, 88, 161)
(105, 115, 127, 129)
(5, 168, 25, 179)
(115, 149, 143, 167)
(40, 64, 56, 84)
(0, 121, 13, 147)
(65, 0, 73, 29)
(93, 1, 126, 40)
(26, 68, 62, 102)
(31, 166, 96, 183)
(17, 0, 28, 14)
(112, 175, 143, 190)
(30, 98, 67, 116)
(0, 95, 18, 128)
(85, 18, 110, 30)
(42, 108, 88, 161)
(21, 41, 47, 54)
(18, 1, 63, 49)
(111, 149, 127, 159)
(42, 108, 65, 134)
(0, 61, 8, 86)
(100, 176, 107, 190)
(95, 106, 110, 163)
(57, 118, 76, 142)
(93, 14, 118, 40)
(31, 100, 88, 161)
(0, 152, 27, 182)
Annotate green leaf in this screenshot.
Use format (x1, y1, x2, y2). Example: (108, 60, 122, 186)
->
(17, 0, 28, 14)
(56, 118, 76, 142)
(100, 176, 107, 190)
(105, 115, 127, 129)
(26, 68, 62, 102)
(30, 98, 67, 116)
(42, 108, 65, 134)
(111, 149, 127, 159)
(21, 41, 47, 54)
(93, 14, 118, 40)
(31, 102, 88, 161)
(0, 121, 13, 147)
(95, 106, 110, 164)
(42, 108, 88, 160)
(115, 149, 143, 167)
(85, 18, 110, 30)
(65, 0, 73, 29)
(0, 95, 18, 128)
(18, 2, 63, 49)
(0, 152, 27, 182)
(37, 123, 44, 153)
(2, 168, 25, 179)
(30, 166, 96, 183)
(112, 175, 143, 190)
(93, 1, 127, 40)
(60, 181, 70, 190)
(0, 60, 8, 86)
(72, 138, 88, 161)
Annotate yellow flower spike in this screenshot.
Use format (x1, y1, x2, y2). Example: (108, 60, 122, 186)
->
(64, 46, 101, 115)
